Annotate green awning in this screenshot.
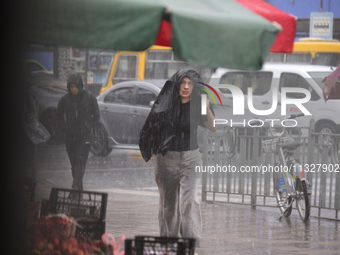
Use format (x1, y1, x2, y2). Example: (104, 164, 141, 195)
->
(18, 0, 280, 70)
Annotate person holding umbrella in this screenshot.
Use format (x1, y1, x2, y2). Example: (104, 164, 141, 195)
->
(139, 69, 216, 249)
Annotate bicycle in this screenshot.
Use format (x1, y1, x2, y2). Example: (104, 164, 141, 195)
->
(252, 114, 311, 222)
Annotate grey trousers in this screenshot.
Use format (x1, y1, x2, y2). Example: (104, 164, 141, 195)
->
(155, 148, 202, 247)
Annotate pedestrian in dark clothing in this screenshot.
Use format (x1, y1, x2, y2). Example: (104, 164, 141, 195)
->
(57, 73, 100, 191)
(139, 69, 216, 248)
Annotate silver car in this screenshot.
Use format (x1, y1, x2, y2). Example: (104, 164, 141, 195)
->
(90, 80, 164, 156)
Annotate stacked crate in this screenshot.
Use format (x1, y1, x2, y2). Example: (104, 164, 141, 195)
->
(41, 188, 108, 240)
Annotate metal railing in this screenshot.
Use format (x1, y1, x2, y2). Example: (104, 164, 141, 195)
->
(201, 119, 340, 221)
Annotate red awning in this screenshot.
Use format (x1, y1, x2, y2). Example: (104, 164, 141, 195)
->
(234, 0, 296, 53)
(155, 19, 172, 47)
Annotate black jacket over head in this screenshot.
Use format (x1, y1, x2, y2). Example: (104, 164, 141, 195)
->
(139, 69, 206, 162)
(56, 73, 100, 143)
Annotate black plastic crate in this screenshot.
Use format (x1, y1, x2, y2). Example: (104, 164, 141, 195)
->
(75, 218, 106, 240)
(49, 188, 108, 220)
(40, 188, 108, 239)
(125, 236, 196, 255)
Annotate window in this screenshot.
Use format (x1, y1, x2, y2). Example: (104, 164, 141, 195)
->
(219, 71, 272, 95)
(285, 53, 312, 64)
(114, 55, 137, 79)
(147, 51, 172, 61)
(145, 50, 186, 80)
(308, 71, 333, 89)
(144, 50, 212, 82)
(136, 88, 157, 106)
(313, 53, 340, 67)
(104, 88, 134, 104)
(266, 52, 340, 66)
(279, 73, 320, 101)
(266, 53, 285, 63)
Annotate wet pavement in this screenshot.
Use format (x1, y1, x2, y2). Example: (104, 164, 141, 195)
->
(33, 143, 340, 255)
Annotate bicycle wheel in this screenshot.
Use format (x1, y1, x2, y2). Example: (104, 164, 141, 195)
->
(274, 168, 293, 217)
(296, 178, 310, 222)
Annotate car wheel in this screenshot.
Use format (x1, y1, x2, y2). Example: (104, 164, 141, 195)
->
(316, 122, 336, 154)
(90, 124, 112, 157)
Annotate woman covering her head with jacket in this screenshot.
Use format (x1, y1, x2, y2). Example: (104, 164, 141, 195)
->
(139, 69, 216, 248)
